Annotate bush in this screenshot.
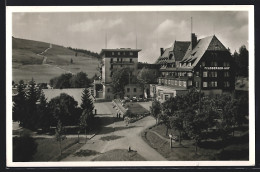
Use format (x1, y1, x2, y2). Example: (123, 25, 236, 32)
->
(13, 134, 38, 162)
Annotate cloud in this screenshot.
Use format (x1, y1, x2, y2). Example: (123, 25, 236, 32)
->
(154, 19, 187, 36)
(68, 18, 123, 32)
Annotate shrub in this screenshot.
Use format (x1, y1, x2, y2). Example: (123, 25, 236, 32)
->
(13, 134, 38, 162)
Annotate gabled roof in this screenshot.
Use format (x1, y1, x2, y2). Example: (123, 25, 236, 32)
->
(173, 41, 191, 61)
(155, 41, 190, 64)
(180, 35, 227, 68)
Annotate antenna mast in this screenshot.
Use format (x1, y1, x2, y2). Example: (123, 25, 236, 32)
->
(105, 32, 107, 48)
(191, 17, 193, 34)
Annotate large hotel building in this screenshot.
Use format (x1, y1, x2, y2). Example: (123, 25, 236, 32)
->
(95, 48, 143, 100)
(151, 33, 235, 101)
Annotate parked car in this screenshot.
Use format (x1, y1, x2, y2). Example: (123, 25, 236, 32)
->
(124, 97, 130, 102)
(132, 97, 137, 102)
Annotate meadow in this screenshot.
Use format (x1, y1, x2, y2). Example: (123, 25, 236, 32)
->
(12, 37, 100, 83)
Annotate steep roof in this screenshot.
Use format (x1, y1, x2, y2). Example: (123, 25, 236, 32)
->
(173, 41, 191, 61)
(155, 41, 190, 64)
(180, 35, 227, 68)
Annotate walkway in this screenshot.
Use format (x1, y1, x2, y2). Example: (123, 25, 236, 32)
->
(63, 102, 166, 161)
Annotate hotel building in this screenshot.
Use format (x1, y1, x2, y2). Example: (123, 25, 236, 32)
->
(152, 33, 235, 101)
(95, 48, 143, 100)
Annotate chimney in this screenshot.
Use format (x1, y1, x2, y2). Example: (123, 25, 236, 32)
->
(191, 33, 197, 49)
(160, 48, 164, 56)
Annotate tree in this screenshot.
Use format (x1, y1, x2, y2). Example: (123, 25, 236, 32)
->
(55, 120, 67, 156)
(23, 78, 39, 130)
(185, 112, 207, 153)
(150, 99, 161, 124)
(170, 111, 185, 145)
(13, 133, 38, 162)
(137, 68, 159, 97)
(49, 73, 73, 89)
(13, 80, 26, 122)
(49, 93, 80, 126)
(70, 72, 91, 88)
(36, 90, 52, 132)
(233, 45, 248, 77)
(80, 88, 95, 142)
(111, 67, 132, 98)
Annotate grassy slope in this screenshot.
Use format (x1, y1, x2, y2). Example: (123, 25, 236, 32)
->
(12, 37, 100, 83)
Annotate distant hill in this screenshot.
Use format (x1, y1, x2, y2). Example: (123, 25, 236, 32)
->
(12, 37, 100, 83)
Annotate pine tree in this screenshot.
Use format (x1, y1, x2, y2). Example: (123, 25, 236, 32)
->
(81, 88, 94, 113)
(80, 88, 95, 142)
(13, 80, 26, 122)
(24, 78, 39, 130)
(37, 90, 52, 132)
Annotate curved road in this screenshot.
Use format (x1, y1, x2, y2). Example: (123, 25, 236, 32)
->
(63, 102, 166, 161)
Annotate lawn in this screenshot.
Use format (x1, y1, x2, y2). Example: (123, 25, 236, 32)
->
(141, 124, 249, 160)
(92, 149, 146, 161)
(125, 102, 149, 115)
(32, 137, 85, 161)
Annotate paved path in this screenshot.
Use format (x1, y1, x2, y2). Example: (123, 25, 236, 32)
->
(63, 102, 166, 161)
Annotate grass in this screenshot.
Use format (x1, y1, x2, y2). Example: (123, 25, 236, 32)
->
(73, 149, 100, 157)
(125, 102, 149, 115)
(93, 149, 146, 161)
(32, 137, 85, 161)
(141, 124, 249, 161)
(100, 135, 124, 141)
(12, 37, 49, 65)
(12, 37, 100, 83)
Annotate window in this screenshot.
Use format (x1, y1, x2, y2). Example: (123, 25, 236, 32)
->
(209, 71, 217, 77)
(134, 88, 137, 92)
(118, 52, 121, 55)
(165, 95, 169, 100)
(110, 58, 113, 62)
(130, 52, 133, 55)
(159, 79, 161, 84)
(175, 80, 177, 85)
(224, 62, 230, 67)
(183, 81, 187, 87)
(188, 80, 192, 86)
(211, 61, 218, 67)
(224, 81, 230, 87)
(195, 82, 199, 88)
(110, 72, 113, 77)
(179, 63, 182, 67)
(107, 88, 110, 93)
(112, 52, 115, 55)
(203, 82, 208, 88)
(171, 80, 174, 85)
(196, 71, 199, 76)
(203, 71, 208, 77)
(165, 80, 167, 84)
(188, 72, 193, 77)
(179, 81, 182, 86)
(121, 58, 122, 62)
(117, 58, 119, 62)
(224, 71, 230, 77)
(201, 61, 205, 67)
(130, 58, 132, 63)
(127, 88, 130, 92)
(111, 64, 113, 69)
(210, 81, 217, 87)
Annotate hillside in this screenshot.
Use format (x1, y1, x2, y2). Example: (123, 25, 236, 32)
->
(12, 37, 100, 83)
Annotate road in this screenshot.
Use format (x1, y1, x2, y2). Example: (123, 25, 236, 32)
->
(63, 101, 166, 161)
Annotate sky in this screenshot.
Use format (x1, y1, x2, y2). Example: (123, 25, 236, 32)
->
(12, 11, 248, 63)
